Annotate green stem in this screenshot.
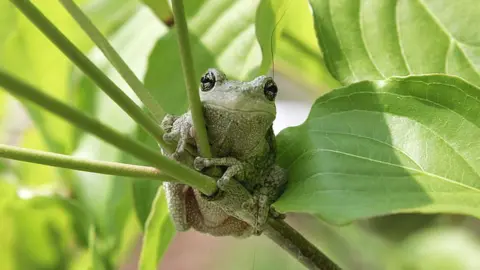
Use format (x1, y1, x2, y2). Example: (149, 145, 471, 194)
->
(0, 70, 216, 195)
(0, 144, 170, 180)
(10, 0, 167, 148)
(59, 0, 166, 122)
(265, 219, 340, 270)
(171, 0, 212, 158)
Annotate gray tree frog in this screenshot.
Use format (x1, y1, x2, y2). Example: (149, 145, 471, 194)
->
(161, 68, 287, 237)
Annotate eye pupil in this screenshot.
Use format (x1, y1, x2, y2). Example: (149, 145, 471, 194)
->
(264, 80, 277, 101)
(200, 71, 216, 91)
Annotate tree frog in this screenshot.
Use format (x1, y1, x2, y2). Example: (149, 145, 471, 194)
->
(161, 68, 287, 237)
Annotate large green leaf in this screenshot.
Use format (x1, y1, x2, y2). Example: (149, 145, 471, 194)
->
(309, 0, 480, 86)
(275, 0, 340, 92)
(255, 0, 289, 75)
(144, 0, 268, 115)
(274, 75, 480, 224)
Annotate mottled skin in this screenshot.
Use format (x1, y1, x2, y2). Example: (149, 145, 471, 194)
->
(161, 69, 287, 237)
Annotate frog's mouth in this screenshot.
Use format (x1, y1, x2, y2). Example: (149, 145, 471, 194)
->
(203, 103, 276, 117)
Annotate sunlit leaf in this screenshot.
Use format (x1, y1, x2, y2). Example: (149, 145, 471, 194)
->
(275, 75, 480, 224)
(255, 0, 289, 75)
(309, 0, 480, 86)
(141, 0, 173, 24)
(275, 0, 340, 92)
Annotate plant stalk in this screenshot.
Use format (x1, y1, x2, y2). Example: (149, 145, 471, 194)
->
(0, 70, 216, 195)
(171, 0, 212, 158)
(0, 144, 169, 180)
(10, 0, 168, 148)
(265, 218, 340, 270)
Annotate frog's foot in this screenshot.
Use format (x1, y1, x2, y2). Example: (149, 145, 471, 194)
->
(160, 114, 178, 133)
(242, 194, 269, 235)
(270, 208, 286, 220)
(163, 117, 196, 161)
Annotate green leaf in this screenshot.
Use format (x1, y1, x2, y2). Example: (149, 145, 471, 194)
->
(274, 75, 480, 224)
(255, 0, 289, 75)
(138, 187, 175, 270)
(309, 0, 480, 86)
(141, 0, 173, 24)
(275, 0, 340, 92)
(0, 182, 97, 270)
(144, 0, 266, 115)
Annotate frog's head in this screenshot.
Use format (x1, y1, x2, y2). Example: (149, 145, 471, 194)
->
(198, 68, 277, 119)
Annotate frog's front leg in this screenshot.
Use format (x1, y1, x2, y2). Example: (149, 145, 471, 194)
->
(161, 113, 196, 160)
(194, 156, 271, 232)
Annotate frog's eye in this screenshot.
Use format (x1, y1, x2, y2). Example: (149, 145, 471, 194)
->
(200, 71, 216, 91)
(263, 80, 277, 101)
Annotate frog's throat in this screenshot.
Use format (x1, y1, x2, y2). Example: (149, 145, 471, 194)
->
(203, 103, 276, 118)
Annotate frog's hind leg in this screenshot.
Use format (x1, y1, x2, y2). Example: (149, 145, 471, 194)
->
(189, 213, 252, 238)
(163, 182, 191, 231)
(245, 165, 287, 234)
(193, 157, 244, 190)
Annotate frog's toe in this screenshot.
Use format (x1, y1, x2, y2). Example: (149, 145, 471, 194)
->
(163, 132, 178, 144)
(160, 114, 177, 132)
(193, 157, 207, 171)
(270, 208, 286, 219)
(252, 227, 263, 236)
(241, 199, 255, 211)
(216, 176, 232, 191)
(169, 152, 181, 161)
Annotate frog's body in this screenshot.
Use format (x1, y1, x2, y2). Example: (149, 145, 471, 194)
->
(162, 69, 287, 237)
